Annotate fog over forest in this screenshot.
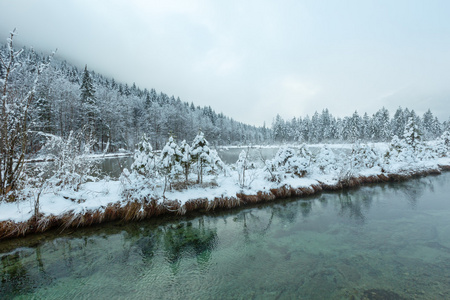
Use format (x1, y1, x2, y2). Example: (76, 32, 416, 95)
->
(1, 43, 448, 153)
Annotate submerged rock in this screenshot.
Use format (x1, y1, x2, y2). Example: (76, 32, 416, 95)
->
(361, 289, 407, 300)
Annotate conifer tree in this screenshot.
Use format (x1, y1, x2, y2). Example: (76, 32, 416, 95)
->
(159, 136, 182, 192)
(80, 65, 97, 129)
(131, 134, 157, 178)
(179, 140, 192, 183)
(191, 132, 211, 184)
(403, 117, 421, 151)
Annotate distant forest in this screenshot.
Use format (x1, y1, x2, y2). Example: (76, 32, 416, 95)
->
(1, 43, 448, 153)
(272, 107, 448, 144)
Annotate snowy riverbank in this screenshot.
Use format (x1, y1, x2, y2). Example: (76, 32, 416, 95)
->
(1, 144, 449, 240)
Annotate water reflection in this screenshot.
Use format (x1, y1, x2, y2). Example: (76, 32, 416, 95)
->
(335, 190, 371, 224)
(0, 173, 450, 299)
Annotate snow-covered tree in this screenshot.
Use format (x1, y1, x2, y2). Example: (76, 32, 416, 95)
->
(403, 117, 421, 152)
(391, 107, 406, 138)
(80, 65, 97, 128)
(179, 140, 192, 183)
(0, 30, 53, 201)
(159, 136, 183, 193)
(191, 132, 211, 184)
(372, 107, 391, 141)
(422, 109, 435, 140)
(131, 134, 157, 178)
(120, 134, 159, 201)
(383, 135, 414, 167)
(208, 149, 228, 176)
(236, 150, 250, 188)
(272, 114, 287, 142)
(342, 112, 361, 142)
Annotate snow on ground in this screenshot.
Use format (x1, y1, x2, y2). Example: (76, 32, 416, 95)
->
(1, 143, 450, 224)
(0, 180, 122, 223)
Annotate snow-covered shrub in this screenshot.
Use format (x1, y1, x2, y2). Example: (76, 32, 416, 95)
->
(120, 168, 157, 202)
(208, 149, 229, 176)
(382, 135, 401, 166)
(38, 130, 98, 192)
(266, 147, 308, 181)
(434, 131, 450, 157)
(313, 145, 339, 174)
(416, 143, 436, 161)
(350, 142, 380, 170)
(236, 150, 250, 188)
(441, 131, 450, 148)
(298, 143, 313, 166)
(381, 135, 418, 172)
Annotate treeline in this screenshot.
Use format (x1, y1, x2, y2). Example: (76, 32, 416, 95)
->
(0, 44, 269, 153)
(2, 40, 449, 154)
(272, 107, 448, 143)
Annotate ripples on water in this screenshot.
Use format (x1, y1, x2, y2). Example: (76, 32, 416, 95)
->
(1, 173, 450, 299)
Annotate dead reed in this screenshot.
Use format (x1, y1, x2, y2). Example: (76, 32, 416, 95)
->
(0, 164, 448, 241)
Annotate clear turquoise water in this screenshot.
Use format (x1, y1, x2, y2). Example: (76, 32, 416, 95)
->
(1, 173, 450, 299)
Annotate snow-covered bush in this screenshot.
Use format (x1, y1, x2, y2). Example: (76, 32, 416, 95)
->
(384, 135, 415, 164)
(266, 147, 309, 182)
(350, 142, 380, 170)
(38, 130, 98, 192)
(236, 150, 250, 188)
(209, 149, 229, 176)
(381, 134, 421, 173)
(434, 131, 450, 157)
(416, 143, 436, 161)
(313, 145, 339, 174)
(298, 143, 313, 166)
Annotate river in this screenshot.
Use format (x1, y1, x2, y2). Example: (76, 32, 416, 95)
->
(1, 173, 449, 299)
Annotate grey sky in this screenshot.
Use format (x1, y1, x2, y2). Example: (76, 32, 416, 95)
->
(1, 0, 449, 126)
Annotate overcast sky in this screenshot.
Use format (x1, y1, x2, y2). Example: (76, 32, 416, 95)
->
(1, 0, 449, 126)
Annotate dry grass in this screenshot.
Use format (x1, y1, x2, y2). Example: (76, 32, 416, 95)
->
(1, 164, 449, 241)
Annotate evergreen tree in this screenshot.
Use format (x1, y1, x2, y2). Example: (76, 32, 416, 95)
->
(191, 132, 211, 184)
(159, 136, 182, 193)
(422, 109, 434, 139)
(80, 65, 97, 129)
(179, 140, 192, 183)
(403, 117, 421, 151)
(361, 113, 371, 141)
(392, 107, 406, 137)
(131, 134, 157, 177)
(272, 114, 286, 142)
(321, 109, 333, 141)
